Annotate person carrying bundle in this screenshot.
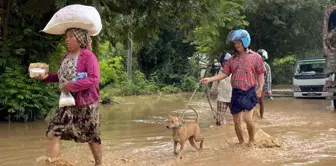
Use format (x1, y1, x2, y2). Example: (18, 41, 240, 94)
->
(30, 4, 103, 166)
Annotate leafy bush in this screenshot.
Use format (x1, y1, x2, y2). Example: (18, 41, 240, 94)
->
(132, 70, 159, 94)
(100, 70, 160, 99)
(161, 85, 182, 93)
(0, 66, 58, 121)
(0, 5, 61, 121)
(180, 76, 198, 92)
(99, 56, 123, 88)
(272, 55, 296, 84)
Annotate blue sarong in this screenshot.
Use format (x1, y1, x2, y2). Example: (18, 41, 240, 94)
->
(229, 86, 258, 115)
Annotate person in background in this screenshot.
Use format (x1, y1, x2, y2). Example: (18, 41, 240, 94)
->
(257, 49, 273, 119)
(210, 52, 232, 126)
(201, 29, 266, 145)
(211, 59, 222, 76)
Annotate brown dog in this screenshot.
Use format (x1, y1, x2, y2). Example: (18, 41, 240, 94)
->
(166, 106, 204, 159)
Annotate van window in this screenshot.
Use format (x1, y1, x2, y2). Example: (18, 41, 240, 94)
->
(295, 60, 325, 75)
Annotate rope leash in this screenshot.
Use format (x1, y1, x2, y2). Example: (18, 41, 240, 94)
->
(179, 83, 219, 120)
(179, 68, 218, 120)
(179, 82, 201, 119)
(203, 86, 217, 121)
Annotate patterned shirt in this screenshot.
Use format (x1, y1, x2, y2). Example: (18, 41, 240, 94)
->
(222, 50, 266, 90)
(45, 48, 100, 107)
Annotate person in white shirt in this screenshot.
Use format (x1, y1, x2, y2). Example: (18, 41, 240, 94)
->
(210, 52, 233, 126)
(257, 49, 274, 119)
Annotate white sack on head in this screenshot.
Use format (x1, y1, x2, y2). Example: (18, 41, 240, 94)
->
(41, 4, 102, 36)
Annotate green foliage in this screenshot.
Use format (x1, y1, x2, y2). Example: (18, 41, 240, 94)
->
(132, 70, 160, 94)
(0, 1, 61, 121)
(99, 56, 123, 87)
(107, 80, 135, 96)
(187, 0, 248, 54)
(161, 85, 182, 94)
(180, 76, 198, 92)
(243, 0, 333, 60)
(272, 55, 296, 84)
(53, 0, 247, 53)
(0, 66, 58, 121)
(48, 42, 67, 71)
(0, 0, 277, 122)
(137, 28, 197, 85)
(100, 70, 160, 100)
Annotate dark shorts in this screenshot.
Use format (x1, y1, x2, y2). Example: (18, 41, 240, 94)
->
(229, 86, 258, 115)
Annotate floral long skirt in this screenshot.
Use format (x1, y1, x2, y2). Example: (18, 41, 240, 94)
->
(46, 102, 101, 144)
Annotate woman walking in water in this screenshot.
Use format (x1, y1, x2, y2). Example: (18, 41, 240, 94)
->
(33, 28, 103, 166)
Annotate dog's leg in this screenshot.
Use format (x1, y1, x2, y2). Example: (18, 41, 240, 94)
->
(194, 135, 204, 151)
(178, 141, 185, 159)
(173, 141, 178, 155)
(199, 138, 204, 150)
(188, 136, 199, 151)
(194, 126, 204, 150)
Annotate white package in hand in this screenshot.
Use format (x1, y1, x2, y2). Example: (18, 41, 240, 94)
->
(59, 92, 76, 107)
(29, 62, 49, 78)
(41, 4, 102, 36)
(29, 68, 46, 78)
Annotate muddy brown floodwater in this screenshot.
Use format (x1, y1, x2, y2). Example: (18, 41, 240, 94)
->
(1, 93, 336, 166)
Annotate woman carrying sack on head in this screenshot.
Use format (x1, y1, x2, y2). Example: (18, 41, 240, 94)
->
(32, 28, 102, 165)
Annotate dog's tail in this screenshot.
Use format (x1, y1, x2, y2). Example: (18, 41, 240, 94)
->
(188, 106, 199, 123)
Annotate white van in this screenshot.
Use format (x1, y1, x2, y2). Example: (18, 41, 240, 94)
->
(293, 57, 333, 98)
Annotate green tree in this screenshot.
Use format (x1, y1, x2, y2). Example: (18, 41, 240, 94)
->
(0, 0, 248, 121)
(137, 28, 195, 84)
(237, 0, 334, 84)
(0, 0, 61, 121)
(243, 0, 334, 61)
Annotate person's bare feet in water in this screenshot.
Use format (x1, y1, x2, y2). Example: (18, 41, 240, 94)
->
(238, 139, 245, 145)
(247, 140, 256, 147)
(233, 142, 245, 146)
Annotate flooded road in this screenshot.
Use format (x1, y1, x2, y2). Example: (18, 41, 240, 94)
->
(1, 93, 336, 166)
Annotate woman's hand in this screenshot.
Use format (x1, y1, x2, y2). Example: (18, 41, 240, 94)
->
(30, 64, 49, 80)
(61, 80, 71, 92)
(32, 73, 48, 80)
